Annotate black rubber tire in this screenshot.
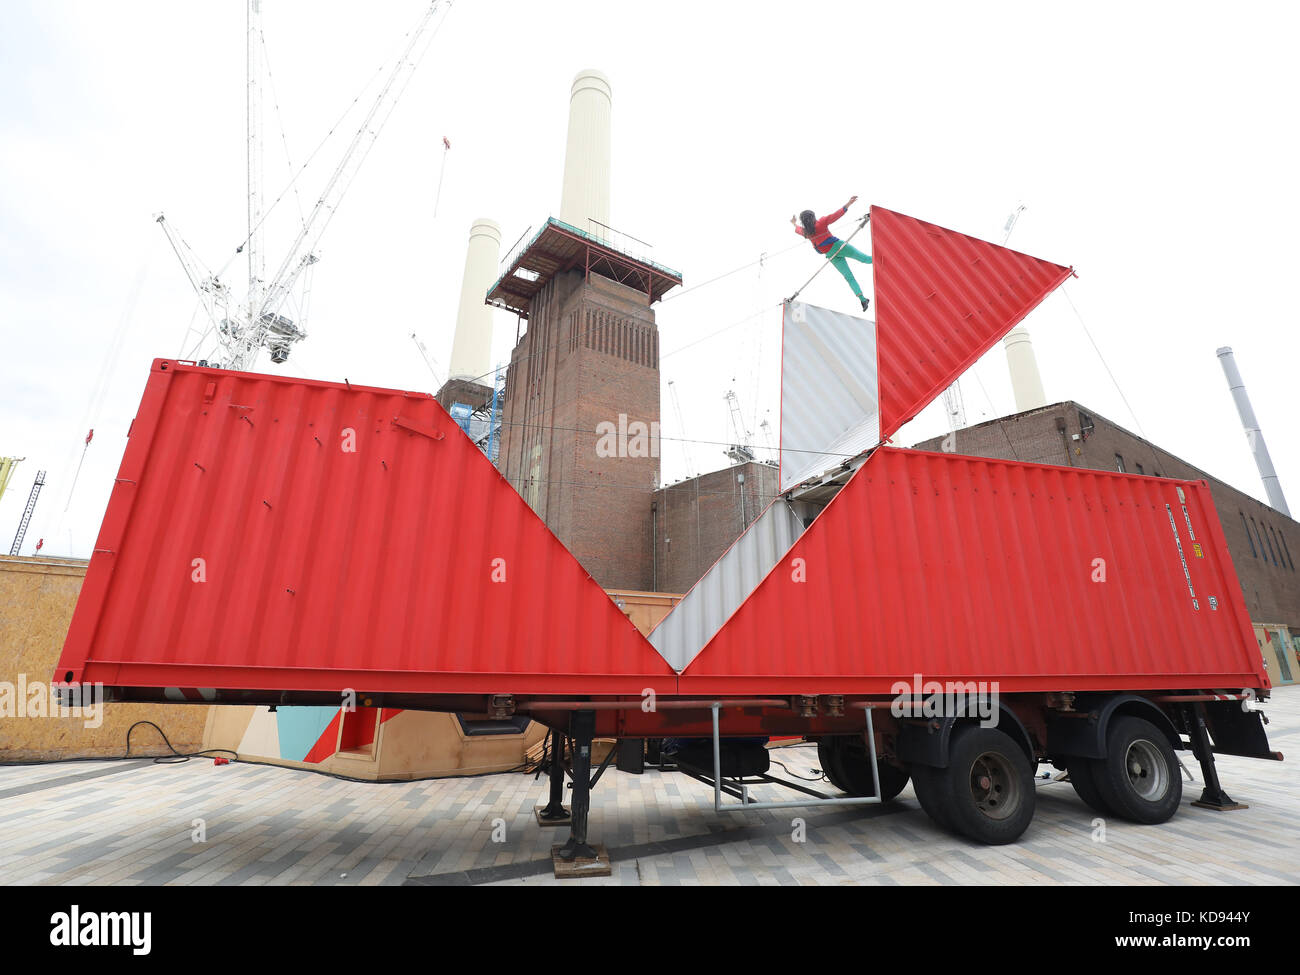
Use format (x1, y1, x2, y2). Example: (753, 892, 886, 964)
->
(1066, 758, 1114, 815)
(816, 739, 851, 793)
(933, 725, 1036, 845)
(872, 762, 911, 802)
(1090, 716, 1182, 824)
(819, 737, 910, 800)
(909, 764, 955, 830)
(838, 738, 910, 799)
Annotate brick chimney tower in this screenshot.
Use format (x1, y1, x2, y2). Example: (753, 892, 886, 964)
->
(488, 70, 681, 590)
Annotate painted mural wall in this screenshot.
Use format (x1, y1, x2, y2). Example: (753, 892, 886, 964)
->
(1255, 623, 1298, 686)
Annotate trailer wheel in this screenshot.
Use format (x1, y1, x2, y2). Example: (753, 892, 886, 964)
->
(1065, 759, 1114, 815)
(816, 739, 851, 792)
(1091, 716, 1182, 824)
(935, 725, 1036, 845)
(818, 738, 909, 800)
(910, 764, 954, 830)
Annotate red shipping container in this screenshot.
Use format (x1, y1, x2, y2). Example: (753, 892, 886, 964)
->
(54, 361, 676, 699)
(680, 446, 1269, 695)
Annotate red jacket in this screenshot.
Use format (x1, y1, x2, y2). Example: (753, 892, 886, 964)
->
(796, 205, 847, 254)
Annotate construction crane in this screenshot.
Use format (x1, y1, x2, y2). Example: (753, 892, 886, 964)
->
(938, 204, 1027, 433)
(9, 470, 46, 556)
(162, 0, 450, 371)
(410, 332, 446, 386)
(759, 417, 776, 460)
(724, 389, 755, 465)
(667, 380, 695, 478)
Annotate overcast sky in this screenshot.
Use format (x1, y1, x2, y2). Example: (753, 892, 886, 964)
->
(2, 0, 1297, 557)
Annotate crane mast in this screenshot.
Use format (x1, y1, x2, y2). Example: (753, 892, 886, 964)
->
(163, 0, 449, 372)
(724, 390, 755, 465)
(247, 0, 265, 332)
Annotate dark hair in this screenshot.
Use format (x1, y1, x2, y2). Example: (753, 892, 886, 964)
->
(799, 210, 817, 237)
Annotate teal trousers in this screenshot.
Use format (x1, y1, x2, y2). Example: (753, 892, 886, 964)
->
(827, 241, 872, 300)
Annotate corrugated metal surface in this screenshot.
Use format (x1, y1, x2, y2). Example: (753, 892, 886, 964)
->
(779, 300, 880, 492)
(649, 499, 806, 672)
(680, 447, 1269, 695)
(56, 360, 677, 696)
(871, 206, 1072, 441)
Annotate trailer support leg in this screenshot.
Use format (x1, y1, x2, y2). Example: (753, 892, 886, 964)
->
(553, 709, 610, 877)
(1188, 704, 1249, 812)
(535, 728, 571, 827)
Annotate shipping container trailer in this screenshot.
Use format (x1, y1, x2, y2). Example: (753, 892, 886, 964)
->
(52, 206, 1279, 863)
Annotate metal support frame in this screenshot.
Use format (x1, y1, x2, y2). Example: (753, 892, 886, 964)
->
(583, 243, 653, 303)
(536, 728, 570, 826)
(557, 710, 598, 860)
(1187, 703, 1249, 811)
(708, 703, 886, 812)
(587, 735, 619, 790)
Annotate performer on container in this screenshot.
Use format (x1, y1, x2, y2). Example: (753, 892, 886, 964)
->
(791, 195, 872, 312)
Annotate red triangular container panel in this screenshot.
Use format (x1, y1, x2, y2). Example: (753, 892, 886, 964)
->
(871, 205, 1072, 441)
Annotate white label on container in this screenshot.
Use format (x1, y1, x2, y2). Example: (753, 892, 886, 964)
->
(1166, 504, 1197, 606)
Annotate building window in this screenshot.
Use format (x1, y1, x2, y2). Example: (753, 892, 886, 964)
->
(1267, 523, 1289, 570)
(1135, 463, 1144, 475)
(1114, 454, 1125, 473)
(1078, 411, 1095, 440)
(1253, 517, 1278, 566)
(1279, 531, 1296, 571)
(1241, 513, 1257, 557)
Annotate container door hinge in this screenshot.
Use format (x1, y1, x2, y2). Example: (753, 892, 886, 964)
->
(392, 416, 445, 441)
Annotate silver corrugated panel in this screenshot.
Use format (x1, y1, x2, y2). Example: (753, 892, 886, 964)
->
(648, 498, 806, 672)
(779, 300, 880, 492)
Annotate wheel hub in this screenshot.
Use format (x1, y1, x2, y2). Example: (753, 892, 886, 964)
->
(1124, 738, 1169, 801)
(968, 751, 1020, 821)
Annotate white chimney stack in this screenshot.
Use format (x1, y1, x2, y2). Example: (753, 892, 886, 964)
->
(447, 217, 501, 381)
(1217, 346, 1291, 517)
(1004, 324, 1048, 413)
(559, 69, 611, 236)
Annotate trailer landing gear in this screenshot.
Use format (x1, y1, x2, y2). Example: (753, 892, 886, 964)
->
(552, 710, 611, 878)
(1188, 704, 1249, 812)
(535, 728, 572, 827)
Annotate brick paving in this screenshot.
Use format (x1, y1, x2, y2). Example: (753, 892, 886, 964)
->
(2, 686, 1298, 886)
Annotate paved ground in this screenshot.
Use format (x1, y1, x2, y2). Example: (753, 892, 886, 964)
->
(2, 686, 1298, 886)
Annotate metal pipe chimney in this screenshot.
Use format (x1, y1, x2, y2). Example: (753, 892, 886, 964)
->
(447, 217, 501, 381)
(1003, 324, 1048, 413)
(1217, 346, 1290, 517)
(559, 69, 611, 236)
